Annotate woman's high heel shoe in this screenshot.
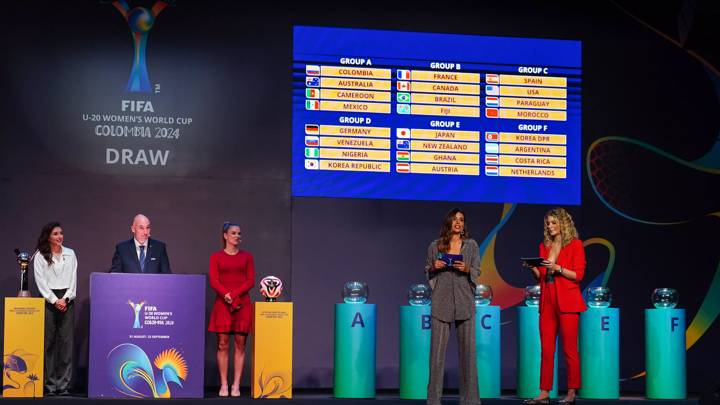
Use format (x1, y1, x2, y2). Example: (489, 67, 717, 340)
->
(558, 397, 576, 405)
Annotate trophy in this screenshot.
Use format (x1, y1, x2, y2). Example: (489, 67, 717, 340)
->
(652, 288, 678, 309)
(259, 276, 283, 302)
(524, 285, 541, 307)
(474, 284, 493, 306)
(407, 283, 431, 306)
(342, 281, 368, 304)
(585, 286, 612, 308)
(14, 249, 31, 297)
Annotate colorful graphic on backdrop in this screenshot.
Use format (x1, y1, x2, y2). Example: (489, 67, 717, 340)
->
(586, 62, 720, 378)
(109, 0, 173, 93)
(257, 369, 292, 398)
(3, 350, 40, 397)
(107, 343, 188, 398)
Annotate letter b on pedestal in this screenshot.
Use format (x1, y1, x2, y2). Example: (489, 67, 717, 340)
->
(399, 305, 431, 399)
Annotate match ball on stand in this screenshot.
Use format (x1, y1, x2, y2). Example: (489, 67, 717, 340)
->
(259, 276, 283, 302)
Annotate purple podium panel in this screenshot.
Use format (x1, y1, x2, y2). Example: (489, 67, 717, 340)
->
(88, 273, 205, 398)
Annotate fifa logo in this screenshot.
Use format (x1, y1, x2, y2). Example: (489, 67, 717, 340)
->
(108, 0, 174, 93)
(128, 300, 146, 328)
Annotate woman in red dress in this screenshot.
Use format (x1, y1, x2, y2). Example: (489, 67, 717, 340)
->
(208, 222, 255, 397)
(524, 208, 586, 405)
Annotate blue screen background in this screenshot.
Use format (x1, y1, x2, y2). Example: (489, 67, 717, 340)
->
(292, 26, 582, 205)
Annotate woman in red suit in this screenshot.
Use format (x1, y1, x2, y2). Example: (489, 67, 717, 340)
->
(524, 208, 586, 405)
(208, 222, 255, 397)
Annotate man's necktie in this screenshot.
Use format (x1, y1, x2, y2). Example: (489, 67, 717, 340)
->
(139, 245, 146, 272)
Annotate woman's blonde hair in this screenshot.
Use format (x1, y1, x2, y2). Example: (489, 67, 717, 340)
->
(543, 207, 579, 247)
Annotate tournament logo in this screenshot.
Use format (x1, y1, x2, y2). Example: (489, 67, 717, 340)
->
(128, 300, 146, 329)
(108, 0, 174, 93)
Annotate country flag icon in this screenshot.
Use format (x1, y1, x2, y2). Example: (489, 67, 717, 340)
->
(485, 85, 499, 96)
(306, 77, 320, 87)
(396, 151, 410, 161)
(397, 81, 411, 91)
(305, 159, 319, 170)
(485, 96, 499, 107)
(396, 139, 410, 150)
(485, 155, 499, 164)
(306, 100, 320, 110)
(485, 132, 499, 141)
(485, 166, 499, 176)
(485, 143, 499, 154)
(485, 108, 499, 118)
(486, 74, 499, 84)
(397, 104, 410, 114)
(305, 124, 319, 135)
(397, 69, 411, 80)
(396, 128, 410, 138)
(306, 65, 320, 76)
(397, 92, 410, 103)
(306, 88, 320, 99)
(396, 162, 410, 173)
(304, 136, 319, 147)
(305, 147, 319, 158)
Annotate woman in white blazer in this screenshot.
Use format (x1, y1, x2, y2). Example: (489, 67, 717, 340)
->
(33, 222, 77, 396)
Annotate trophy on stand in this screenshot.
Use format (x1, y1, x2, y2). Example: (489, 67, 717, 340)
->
(259, 276, 283, 302)
(14, 249, 31, 297)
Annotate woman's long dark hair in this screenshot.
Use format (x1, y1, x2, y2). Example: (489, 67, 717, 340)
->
(35, 222, 61, 265)
(437, 208, 469, 253)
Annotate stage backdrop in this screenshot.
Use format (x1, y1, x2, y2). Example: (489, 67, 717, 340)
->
(1, 0, 718, 395)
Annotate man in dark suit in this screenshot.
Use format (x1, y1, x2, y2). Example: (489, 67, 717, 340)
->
(110, 214, 172, 273)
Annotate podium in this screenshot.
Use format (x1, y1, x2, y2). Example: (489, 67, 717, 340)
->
(645, 308, 686, 399)
(3, 297, 45, 398)
(334, 303, 376, 398)
(579, 307, 619, 399)
(517, 306, 558, 398)
(252, 302, 293, 398)
(87, 273, 206, 398)
(399, 305, 431, 399)
(476, 305, 501, 398)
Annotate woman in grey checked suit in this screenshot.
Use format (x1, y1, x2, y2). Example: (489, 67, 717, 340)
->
(425, 208, 481, 405)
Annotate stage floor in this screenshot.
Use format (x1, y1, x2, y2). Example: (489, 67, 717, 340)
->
(0, 391, 700, 404)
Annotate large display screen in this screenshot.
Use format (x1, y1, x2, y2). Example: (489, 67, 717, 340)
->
(292, 26, 582, 204)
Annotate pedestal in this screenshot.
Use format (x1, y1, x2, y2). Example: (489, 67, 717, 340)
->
(579, 307, 619, 399)
(3, 297, 45, 398)
(334, 303, 376, 398)
(476, 305, 500, 398)
(399, 305, 431, 399)
(517, 306, 558, 398)
(645, 308, 686, 399)
(252, 302, 293, 398)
